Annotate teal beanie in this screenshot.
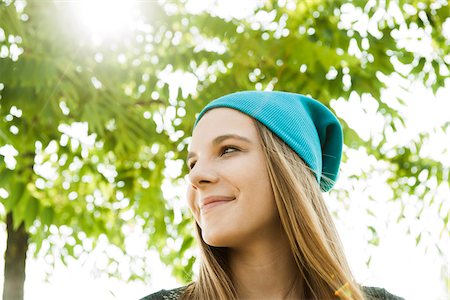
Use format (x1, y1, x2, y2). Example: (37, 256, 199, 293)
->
(194, 91, 343, 192)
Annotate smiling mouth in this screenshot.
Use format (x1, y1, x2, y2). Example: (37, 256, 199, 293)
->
(201, 199, 235, 213)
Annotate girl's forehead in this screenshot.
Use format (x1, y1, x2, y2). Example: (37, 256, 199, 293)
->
(192, 108, 256, 139)
(188, 108, 258, 153)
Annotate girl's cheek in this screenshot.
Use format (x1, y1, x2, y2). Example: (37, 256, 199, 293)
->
(186, 186, 200, 222)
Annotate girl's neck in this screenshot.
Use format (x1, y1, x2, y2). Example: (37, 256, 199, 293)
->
(228, 232, 304, 299)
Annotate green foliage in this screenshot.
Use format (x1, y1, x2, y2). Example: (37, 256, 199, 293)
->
(0, 0, 449, 286)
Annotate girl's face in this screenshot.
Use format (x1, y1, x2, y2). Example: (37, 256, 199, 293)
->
(186, 108, 281, 248)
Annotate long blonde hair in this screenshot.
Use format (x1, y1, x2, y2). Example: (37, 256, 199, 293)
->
(182, 120, 365, 300)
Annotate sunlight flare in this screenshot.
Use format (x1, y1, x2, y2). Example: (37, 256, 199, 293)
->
(75, 0, 138, 41)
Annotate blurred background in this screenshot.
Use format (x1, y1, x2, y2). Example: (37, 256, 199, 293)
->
(0, 0, 449, 299)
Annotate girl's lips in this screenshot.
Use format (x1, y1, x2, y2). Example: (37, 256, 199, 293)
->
(200, 199, 235, 213)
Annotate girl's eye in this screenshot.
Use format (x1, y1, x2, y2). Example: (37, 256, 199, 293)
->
(221, 146, 238, 155)
(188, 146, 238, 170)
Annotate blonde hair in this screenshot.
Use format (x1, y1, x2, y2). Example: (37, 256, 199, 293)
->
(182, 120, 365, 300)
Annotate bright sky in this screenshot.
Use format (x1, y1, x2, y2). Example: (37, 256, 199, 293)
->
(0, 0, 449, 300)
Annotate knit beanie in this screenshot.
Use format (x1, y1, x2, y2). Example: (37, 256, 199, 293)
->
(194, 91, 343, 192)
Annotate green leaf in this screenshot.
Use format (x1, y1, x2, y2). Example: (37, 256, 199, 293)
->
(180, 235, 194, 254)
(4, 181, 26, 211)
(397, 51, 415, 65)
(0, 168, 14, 188)
(12, 200, 26, 230)
(41, 206, 55, 226)
(415, 233, 422, 246)
(24, 197, 40, 229)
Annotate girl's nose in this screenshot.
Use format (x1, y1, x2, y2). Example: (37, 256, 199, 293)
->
(188, 160, 219, 189)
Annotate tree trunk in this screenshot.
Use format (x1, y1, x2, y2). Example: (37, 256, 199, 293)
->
(3, 213, 29, 300)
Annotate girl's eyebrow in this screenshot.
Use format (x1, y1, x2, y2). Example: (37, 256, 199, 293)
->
(187, 134, 252, 161)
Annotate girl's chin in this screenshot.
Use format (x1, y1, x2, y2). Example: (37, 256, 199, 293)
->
(202, 232, 232, 248)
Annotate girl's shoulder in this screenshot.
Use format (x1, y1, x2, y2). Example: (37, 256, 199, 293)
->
(362, 286, 404, 300)
(139, 286, 187, 300)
